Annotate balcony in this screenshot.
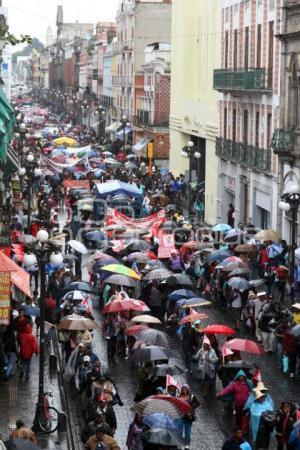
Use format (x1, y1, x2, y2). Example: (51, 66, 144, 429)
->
(112, 40, 133, 55)
(271, 128, 295, 161)
(112, 75, 133, 87)
(213, 68, 272, 94)
(215, 138, 272, 173)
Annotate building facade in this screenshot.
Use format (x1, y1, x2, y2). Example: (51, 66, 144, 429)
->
(169, 0, 220, 225)
(214, 0, 281, 230)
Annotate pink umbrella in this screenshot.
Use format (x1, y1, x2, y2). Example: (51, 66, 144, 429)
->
(225, 338, 265, 355)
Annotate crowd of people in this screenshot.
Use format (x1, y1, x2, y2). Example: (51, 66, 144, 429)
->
(0, 99, 299, 450)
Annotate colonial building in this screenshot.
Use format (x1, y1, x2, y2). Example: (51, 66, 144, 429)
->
(214, 0, 281, 230)
(169, 0, 220, 225)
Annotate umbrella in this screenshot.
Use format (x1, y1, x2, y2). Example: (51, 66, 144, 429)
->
(166, 274, 194, 287)
(212, 223, 232, 233)
(61, 290, 86, 302)
(254, 229, 281, 241)
(143, 268, 173, 281)
(125, 240, 151, 252)
(100, 263, 141, 280)
(102, 150, 113, 156)
(203, 324, 236, 335)
(85, 230, 106, 242)
(79, 203, 93, 211)
(143, 414, 179, 431)
(229, 268, 250, 276)
(105, 224, 127, 232)
(267, 244, 283, 258)
(235, 244, 258, 254)
(160, 220, 177, 231)
(222, 261, 250, 272)
(104, 274, 137, 287)
(141, 428, 184, 447)
(153, 363, 185, 377)
(58, 314, 98, 330)
(179, 312, 208, 324)
(135, 329, 170, 347)
(132, 398, 185, 419)
(168, 289, 195, 301)
(132, 314, 161, 324)
(125, 324, 149, 336)
(177, 297, 212, 308)
(149, 395, 192, 413)
(207, 249, 232, 263)
(249, 279, 265, 288)
(102, 299, 149, 314)
(288, 324, 300, 337)
(224, 228, 246, 242)
(131, 346, 174, 363)
(219, 256, 242, 267)
(5, 439, 42, 450)
(53, 136, 77, 146)
(228, 277, 250, 292)
(17, 234, 36, 244)
(62, 281, 94, 293)
(224, 360, 255, 370)
(68, 240, 88, 255)
(225, 338, 265, 355)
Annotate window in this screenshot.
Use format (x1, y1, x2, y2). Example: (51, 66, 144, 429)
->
(233, 30, 238, 69)
(243, 110, 248, 144)
(244, 27, 249, 69)
(269, 0, 275, 12)
(268, 22, 274, 87)
(255, 111, 260, 147)
(224, 31, 229, 68)
(232, 109, 236, 142)
(224, 108, 227, 139)
(267, 113, 272, 147)
(257, 24, 261, 68)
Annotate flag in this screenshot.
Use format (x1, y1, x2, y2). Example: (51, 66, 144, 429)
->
(203, 334, 211, 346)
(166, 374, 181, 391)
(253, 368, 262, 382)
(222, 345, 233, 358)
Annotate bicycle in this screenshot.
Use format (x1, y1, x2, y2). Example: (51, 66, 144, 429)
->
(38, 392, 59, 433)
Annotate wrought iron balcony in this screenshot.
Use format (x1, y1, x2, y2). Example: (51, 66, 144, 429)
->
(213, 68, 272, 93)
(216, 137, 272, 173)
(112, 75, 133, 87)
(271, 128, 295, 159)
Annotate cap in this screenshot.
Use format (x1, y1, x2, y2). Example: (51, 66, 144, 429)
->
(83, 355, 90, 362)
(78, 343, 84, 348)
(257, 291, 266, 297)
(253, 382, 268, 392)
(255, 391, 266, 400)
(292, 303, 300, 311)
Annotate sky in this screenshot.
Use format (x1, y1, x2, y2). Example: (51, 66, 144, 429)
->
(3, 0, 119, 45)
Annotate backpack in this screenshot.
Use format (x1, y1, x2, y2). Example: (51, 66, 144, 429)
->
(276, 266, 289, 281)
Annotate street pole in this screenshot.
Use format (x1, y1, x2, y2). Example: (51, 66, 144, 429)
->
(290, 205, 297, 303)
(123, 125, 126, 150)
(188, 153, 192, 216)
(27, 173, 31, 233)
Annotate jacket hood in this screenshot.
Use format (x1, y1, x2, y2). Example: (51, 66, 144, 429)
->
(234, 369, 247, 381)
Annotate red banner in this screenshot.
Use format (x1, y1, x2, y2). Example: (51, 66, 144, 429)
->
(157, 233, 176, 259)
(0, 272, 10, 324)
(106, 208, 166, 237)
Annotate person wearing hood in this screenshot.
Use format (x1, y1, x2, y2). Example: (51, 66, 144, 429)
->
(222, 428, 251, 450)
(178, 384, 199, 449)
(18, 323, 39, 380)
(217, 370, 253, 431)
(246, 390, 274, 446)
(194, 340, 218, 397)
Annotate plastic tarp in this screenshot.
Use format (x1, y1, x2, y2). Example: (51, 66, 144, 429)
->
(105, 122, 120, 132)
(132, 138, 150, 152)
(116, 127, 133, 139)
(94, 180, 142, 200)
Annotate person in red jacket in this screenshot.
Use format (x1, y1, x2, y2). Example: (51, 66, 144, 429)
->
(283, 327, 297, 378)
(18, 324, 38, 380)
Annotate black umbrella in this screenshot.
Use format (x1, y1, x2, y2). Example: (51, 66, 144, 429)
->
(141, 428, 185, 447)
(62, 281, 94, 293)
(166, 274, 194, 287)
(5, 439, 42, 450)
(104, 274, 137, 287)
(160, 220, 177, 231)
(131, 346, 174, 363)
(224, 360, 255, 370)
(125, 240, 151, 252)
(153, 363, 185, 377)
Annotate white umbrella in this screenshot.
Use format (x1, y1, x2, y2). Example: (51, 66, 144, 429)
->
(68, 240, 88, 255)
(132, 314, 162, 324)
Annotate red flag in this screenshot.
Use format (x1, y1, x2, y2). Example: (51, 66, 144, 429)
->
(222, 345, 233, 358)
(253, 368, 262, 382)
(166, 374, 181, 391)
(203, 334, 211, 346)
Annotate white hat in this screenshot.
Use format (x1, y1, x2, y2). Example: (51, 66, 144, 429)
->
(257, 291, 266, 297)
(83, 355, 90, 362)
(292, 303, 300, 311)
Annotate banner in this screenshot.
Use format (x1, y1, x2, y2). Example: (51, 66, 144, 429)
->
(158, 233, 176, 259)
(106, 208, 166, 236)
(0, 272, 10, 324)
(41, 154, 90, 173)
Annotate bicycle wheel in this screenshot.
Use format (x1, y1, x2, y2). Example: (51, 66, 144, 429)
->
(38, 406, 59, 433)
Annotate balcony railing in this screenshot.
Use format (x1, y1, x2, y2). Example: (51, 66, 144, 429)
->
(213, 68, 272, 93)
(271, 128, 295, 158)
(112, 40, 133, 54)
(215, 137, 272, 173)
(112, 75, 133, 87)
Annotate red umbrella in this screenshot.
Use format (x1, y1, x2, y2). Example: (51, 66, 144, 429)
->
(203, 324, 236, 336)
(103, 299, 149, 314)
(125, 324, 149, 336)
(225, 338, 265, 355)
(148, 395, 192, 414)
(179, 312, 209, 325)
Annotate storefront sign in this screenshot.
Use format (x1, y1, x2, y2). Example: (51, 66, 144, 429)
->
(0, 272, 10, 324)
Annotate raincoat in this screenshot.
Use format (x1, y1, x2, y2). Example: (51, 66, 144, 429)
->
(218, 370, 253, 407)
(248, 396, 274, 442)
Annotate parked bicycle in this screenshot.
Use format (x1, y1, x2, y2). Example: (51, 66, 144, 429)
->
(38, 392, 59, 433)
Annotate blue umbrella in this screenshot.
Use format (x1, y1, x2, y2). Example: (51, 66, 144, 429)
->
(228, 277, 250, 292)
(168, 289, 195, 301)
(85, 230, 106, 242)
(267, 244, 283, 258)
(207, 249, 232, 263)
(143, 413, 179, 431)
(176, 297, 212, 308)
(212, 223, 232, 233)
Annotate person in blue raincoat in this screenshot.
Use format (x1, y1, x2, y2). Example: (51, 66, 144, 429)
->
(246, 390, 274, 446)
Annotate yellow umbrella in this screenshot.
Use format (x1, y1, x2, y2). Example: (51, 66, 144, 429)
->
(101, 264, 141, 280)
(53, 136, 78, 147)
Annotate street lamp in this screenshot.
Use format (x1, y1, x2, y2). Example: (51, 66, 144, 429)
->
(81, 101, 89, 126)
(120, 115, 131, 150)
(23, 230, 63, 432)
(279, 182, 300, 302)
(181, 140, 201, 215)
(18, 153, 42, 232)
(95, 105, 106, 141)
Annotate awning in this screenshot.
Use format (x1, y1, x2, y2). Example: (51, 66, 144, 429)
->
(132, 137, 150, 152)
(94, 180, 142, 200)
(3, 147, 19, 178)
(0, 252, 32, 298)
(116, 127, 133, 139)
(105, 122, 120, 132)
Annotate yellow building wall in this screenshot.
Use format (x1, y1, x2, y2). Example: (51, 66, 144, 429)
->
(169, 0, 220, 225)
